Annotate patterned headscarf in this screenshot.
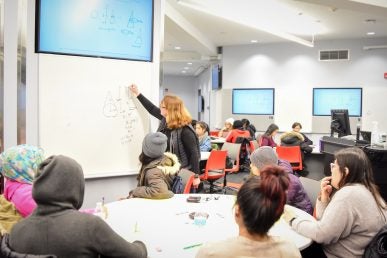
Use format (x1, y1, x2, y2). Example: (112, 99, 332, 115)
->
(0, 144, 44, 184)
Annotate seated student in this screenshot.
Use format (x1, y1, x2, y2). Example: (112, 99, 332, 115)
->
(292, 122, 313, 154)
(259, 123, 279, 147)
(225, 120, 250, 143)
(0, 144, 44, 217)
(250, 147, 313, 215)
(127, 132, 181, 199)
(196, 166, 301, 258)
(241, 118, 256, 139)
(285, 147, 387, 258)
(5, 155, 147, 257)
(218, 118, 234, 138)
(195, 121, 212, 152)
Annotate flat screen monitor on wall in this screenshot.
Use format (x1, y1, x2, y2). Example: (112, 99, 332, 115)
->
(35, 0, 154, 62)
(313, 88, 362, 116)
(331, 109, 352, 137)
(212, 64, 222, 90)
(232, 88, 274, 115)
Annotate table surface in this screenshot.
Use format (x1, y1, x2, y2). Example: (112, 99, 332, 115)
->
(105, 194, 314, 258)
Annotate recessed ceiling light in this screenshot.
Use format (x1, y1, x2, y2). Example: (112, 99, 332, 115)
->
(187, 62, 192, 65)
(183, 67, 189, 70)
(174, 46, 181, 50)
(251, 40, 258, 43)
(367, 32, 376, 36)
(181, 70, 187, 73)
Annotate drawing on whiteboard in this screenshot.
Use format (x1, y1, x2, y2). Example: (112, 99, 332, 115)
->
(103, 86, 139, 145)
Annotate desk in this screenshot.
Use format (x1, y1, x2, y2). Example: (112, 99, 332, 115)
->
(105, 194, 313, 258)
(210, 137, 226, 144)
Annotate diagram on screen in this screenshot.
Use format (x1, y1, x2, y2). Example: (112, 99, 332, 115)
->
(103, 86, 139, 145)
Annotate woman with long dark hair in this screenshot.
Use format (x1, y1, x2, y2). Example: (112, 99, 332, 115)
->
(286, 147, 387, 258)
(259, 123, 279, 147)
(196, 166, 301, 258)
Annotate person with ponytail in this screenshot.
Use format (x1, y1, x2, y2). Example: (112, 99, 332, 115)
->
(285, 147, 387, 258)
(196, 166, 301, 258)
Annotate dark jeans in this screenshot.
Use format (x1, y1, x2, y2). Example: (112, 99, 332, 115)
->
(301, 242, 327, 258)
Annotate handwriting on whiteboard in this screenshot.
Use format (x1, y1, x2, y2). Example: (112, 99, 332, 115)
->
(103, 85, 138, 145)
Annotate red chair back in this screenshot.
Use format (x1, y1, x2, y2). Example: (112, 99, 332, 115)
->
(275, 146, 303, 171)
(209, 130, 220, 136)
(183, 174, 195, 194)
(200, 150, 228, 181)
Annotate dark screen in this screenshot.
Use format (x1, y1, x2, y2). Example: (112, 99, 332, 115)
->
(331, 109, 351, 137)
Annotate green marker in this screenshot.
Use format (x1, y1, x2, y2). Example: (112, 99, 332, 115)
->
(183, 243, 203, 250)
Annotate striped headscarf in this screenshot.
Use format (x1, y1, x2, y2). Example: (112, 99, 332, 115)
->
(0, 144, 44, 184)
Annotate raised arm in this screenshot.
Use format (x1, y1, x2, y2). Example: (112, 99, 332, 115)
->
(129, 84, 163, 120)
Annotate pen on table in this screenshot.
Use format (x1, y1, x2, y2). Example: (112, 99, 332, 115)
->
(176, 211, 189, 215)
(183, 243, 203, 250)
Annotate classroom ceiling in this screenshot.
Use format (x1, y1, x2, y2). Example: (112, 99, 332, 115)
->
(162, 0, 387, 76)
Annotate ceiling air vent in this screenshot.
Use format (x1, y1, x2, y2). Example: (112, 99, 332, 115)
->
(319, 50, 349, 61)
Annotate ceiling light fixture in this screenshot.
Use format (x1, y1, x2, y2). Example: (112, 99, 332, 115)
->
(367, 32, 375, 35)
(187, 62, 193, 65)
(251, 40, 258, 43)
(174, 46, 181, 50)
(184, 67, 189, 70)
(182, 70, 187, 73)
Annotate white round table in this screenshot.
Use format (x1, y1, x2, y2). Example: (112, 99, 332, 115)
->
(104, 194, 313, 258)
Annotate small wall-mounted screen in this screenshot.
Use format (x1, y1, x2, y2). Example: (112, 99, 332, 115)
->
(36, 0, 154, 62)
(313, 88, 362, 116)
(232, 88, 274, 115)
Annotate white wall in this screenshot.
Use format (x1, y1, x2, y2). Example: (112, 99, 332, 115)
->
(196, 67, 212, 124)
(162, 74, 199, 119)
(221, 38, 387, 133)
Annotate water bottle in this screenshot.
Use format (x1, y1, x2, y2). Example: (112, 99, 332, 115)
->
(371, 121, 379, 146)
(356, 120, 361, 141)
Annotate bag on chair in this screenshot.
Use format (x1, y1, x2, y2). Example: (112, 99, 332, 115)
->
(171, 175, 184, 194)
(363, 224, 387, 258)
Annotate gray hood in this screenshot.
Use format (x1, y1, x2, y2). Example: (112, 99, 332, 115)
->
(32, 155, 85, 214)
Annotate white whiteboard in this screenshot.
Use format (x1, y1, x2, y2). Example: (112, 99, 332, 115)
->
(38, 54, 152, 178)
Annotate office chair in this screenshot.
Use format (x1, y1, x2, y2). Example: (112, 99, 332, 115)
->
(275, 146, 303, 171)
(178, 168, 195, 194)
(200, 150, 228, 193)
(221, 142, 242, 174)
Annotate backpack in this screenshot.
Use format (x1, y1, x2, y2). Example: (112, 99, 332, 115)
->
(171, 175, 184, 194)
(363, 224, 387, 258)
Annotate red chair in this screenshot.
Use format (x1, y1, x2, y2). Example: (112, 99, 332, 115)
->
(200, 150, 228, 193)
(276, 146, 303, 171)
(209, 130, 220, 136)
(179, 168, 195, 194)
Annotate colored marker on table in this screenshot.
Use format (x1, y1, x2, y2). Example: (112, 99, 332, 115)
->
(183, 243, 203, 250)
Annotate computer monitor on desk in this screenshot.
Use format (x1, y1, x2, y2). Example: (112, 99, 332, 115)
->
(331, 109, 351, 138)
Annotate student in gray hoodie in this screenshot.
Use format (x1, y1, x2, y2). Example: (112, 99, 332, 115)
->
(6, 155, 147, 258)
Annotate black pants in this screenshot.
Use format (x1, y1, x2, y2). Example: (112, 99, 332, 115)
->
(301, 242, 327, 258)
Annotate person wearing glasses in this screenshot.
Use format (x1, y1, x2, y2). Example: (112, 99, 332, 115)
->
(284, 147, 387, 258)
(128, 84, 200, 174)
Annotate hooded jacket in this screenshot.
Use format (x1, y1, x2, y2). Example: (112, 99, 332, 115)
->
(131, 152, 181, 199)
(280, 131, 304, 146)
(9, 155, 147, 258)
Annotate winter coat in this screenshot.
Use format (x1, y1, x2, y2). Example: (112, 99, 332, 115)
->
(131, 152, 181, 199)
(280, 131, 304, 146)
(278, 159, 313, 215)
(226, 129, 251, 143)
(4, 180, 36, 218)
